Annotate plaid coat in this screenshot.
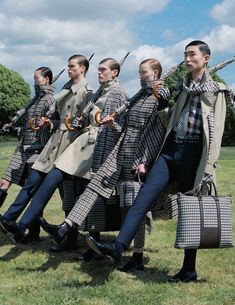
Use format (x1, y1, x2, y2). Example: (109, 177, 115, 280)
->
(54, 80, 128, 180)
(87, 92, 166, 198)
(3, 85, 55, 185)
(32, 80, 92, 173)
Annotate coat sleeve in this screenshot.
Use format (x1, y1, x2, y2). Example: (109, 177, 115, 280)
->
(107, 87, 129, 139)
(204, 87, 227, 176)
(132, 105, 165, 169)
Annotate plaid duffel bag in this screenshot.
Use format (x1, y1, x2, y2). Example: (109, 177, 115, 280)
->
(175, 182, 233, 249)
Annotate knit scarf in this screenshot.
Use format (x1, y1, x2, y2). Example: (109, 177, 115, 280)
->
(182, 70, 220, 95)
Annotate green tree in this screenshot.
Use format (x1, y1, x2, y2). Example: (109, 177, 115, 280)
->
(0, 64, 30, 123)
(165, 64, 235, 146)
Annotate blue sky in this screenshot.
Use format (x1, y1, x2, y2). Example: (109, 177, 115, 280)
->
(133, 0, 217, 44)
(0, 0, 234, 94)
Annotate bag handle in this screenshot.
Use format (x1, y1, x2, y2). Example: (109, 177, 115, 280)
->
(134, 173, 143, 184)
(197, 181, 218, 197)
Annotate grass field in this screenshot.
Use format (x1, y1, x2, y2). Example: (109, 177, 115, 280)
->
(0, 141, 234, 305)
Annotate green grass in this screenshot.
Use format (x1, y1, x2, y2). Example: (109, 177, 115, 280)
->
(0, 142, 234, 305)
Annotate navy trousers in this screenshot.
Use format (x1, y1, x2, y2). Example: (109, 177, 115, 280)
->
(4, 168, 65, 230)
(4, 169, 46, 221)
(116, 140, 202, 247)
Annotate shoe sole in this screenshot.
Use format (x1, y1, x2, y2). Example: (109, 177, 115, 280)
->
(86, 236, 117, 266)
(168, 277, 197, 283)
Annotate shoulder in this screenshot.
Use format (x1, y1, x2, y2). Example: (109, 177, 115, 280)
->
(110, 84, 128, 99)
(216, 82, 227, 91)
(84, 82, 93, 92)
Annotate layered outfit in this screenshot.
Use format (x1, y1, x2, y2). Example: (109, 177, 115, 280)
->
(55, 79, 128, 215)
(2, 84, 55, 186)
(67, 81, 166, 250)
(114, 70, 228, 273)
(2, 80, 92, 228)
(2, 79, 128, 235)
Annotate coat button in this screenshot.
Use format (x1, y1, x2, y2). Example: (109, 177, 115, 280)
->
(102, 179, 109, 186)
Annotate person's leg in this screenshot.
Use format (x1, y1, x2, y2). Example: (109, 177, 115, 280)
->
(86, 156, 171, 263)
(67, 188, 99, 226)
(116, 156, 170, 249)
(169, 142, 202, 282)
(3, 170, 45, 221)
(119, 220, 145, 272)
(18, 168, 65, 232)
(40, 187, 100, 245)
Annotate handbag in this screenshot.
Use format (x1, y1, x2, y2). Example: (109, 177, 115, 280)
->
(120, 177, 178, 220)
(175, 182, 233, 249)
(151, 193, 178, 220)
(119, 175, 142, 208)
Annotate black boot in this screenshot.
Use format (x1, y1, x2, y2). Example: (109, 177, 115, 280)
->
(75, 232, 101, 261)
(40, 217, 74, 245)
(47, 226, 80, 253)
(119, 252, 144, 272)
(21, 219, 41, 243)
(86, 236, 122, 265)
(0, 217, 25, 242)
(168, 269, 197, 283)
(168, 249, 198, 283)
(0, 189, 8, 208)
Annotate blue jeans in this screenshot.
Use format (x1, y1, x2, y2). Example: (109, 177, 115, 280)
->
(116, 141, 202, 247)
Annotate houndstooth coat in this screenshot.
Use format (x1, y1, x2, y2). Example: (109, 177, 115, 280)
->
(2, 85, 55, 186)
(87, 91, 166, 199)
(32, 79, 93, 173)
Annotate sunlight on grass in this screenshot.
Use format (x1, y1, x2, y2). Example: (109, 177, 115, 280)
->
(0, 142, 234, 305)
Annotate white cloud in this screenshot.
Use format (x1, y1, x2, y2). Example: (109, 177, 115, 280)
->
(210, 0, 235, 25)
(202, 24, 235, 54)
(0, 0, 234, 96)
(0, 0, 170, 19)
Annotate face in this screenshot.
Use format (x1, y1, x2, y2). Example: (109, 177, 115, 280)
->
(34, 70, 49, 85)
(98, 61, 118, 83)
(67, 59, 85, 80)
(184, 45, 210, 74)
(139, 62, 158, 83)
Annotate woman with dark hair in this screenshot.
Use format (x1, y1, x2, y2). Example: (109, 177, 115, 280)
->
(0, 66, 55, 194)
(0, 66, 55, 241)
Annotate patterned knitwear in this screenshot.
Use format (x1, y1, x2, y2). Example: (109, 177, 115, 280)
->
(173, 70, 221, 143)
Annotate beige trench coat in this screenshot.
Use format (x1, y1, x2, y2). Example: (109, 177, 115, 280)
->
(54, 82, 128, 180)
(32, 80, 92, 173)
(159, 82, 227, 194)
(54, 104, 100, 179)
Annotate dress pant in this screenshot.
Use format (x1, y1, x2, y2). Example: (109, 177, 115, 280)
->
(19, 168, 65, 228)
(4, 169, 46, 221)
(116, 140, 202, 248)
(4, 168, 65, 230)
